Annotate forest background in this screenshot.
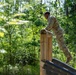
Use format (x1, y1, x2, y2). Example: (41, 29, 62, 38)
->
(0, 0, 76, 75)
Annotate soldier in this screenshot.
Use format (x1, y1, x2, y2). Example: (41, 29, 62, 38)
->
(43, 11, 72, 63)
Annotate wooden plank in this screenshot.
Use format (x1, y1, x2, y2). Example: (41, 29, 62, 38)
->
(40, 33, 47, 75)
(43, 60, 76, 75)
(47, 35, 52, 61)
(52, 58, 76, 73)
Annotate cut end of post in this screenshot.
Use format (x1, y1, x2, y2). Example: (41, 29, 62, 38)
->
(40, 29, 46, 34)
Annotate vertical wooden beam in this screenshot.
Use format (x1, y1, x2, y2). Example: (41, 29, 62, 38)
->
(40, 29, 52, 75)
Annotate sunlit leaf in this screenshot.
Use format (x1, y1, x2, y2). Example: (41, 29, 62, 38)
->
(0, 2, 8, 8)
(0, 32, 4, 37)
(0, 27, 7, 33)
(0, 49, 7, 53)
(0, 16, 7, 21)
(0, 49, 7, 54)
(13, 13, 26, 17)
(22, 4, 33, 11)
(7, 19, 29, 25)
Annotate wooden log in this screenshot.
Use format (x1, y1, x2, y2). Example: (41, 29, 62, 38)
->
(40, 29, 52, 75)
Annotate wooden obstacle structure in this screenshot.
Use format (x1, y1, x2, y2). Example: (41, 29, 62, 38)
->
(43, 59, 76, 75)
(40, 29, 76, 75)
(40, 29, 52, 75)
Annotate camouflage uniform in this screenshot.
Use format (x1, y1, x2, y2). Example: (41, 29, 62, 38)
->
(45, 16, 71, 59)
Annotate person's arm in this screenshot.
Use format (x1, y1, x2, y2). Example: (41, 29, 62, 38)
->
(45, 17, 55, 31)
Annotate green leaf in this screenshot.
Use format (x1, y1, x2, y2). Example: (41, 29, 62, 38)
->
(7, 19, 29, 25)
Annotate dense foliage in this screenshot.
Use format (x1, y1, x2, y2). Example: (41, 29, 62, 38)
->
(0, 0, 76, 75)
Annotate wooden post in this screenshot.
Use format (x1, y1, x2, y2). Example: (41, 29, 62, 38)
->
(40, 29, 52, 75)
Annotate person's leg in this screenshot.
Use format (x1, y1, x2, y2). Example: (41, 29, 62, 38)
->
(56, 34, 72, 63)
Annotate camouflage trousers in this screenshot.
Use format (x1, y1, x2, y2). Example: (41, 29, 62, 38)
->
(55, 32, 71, 58)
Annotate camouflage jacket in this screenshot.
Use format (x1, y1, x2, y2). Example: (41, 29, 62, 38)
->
(45, 16, 64, 34)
